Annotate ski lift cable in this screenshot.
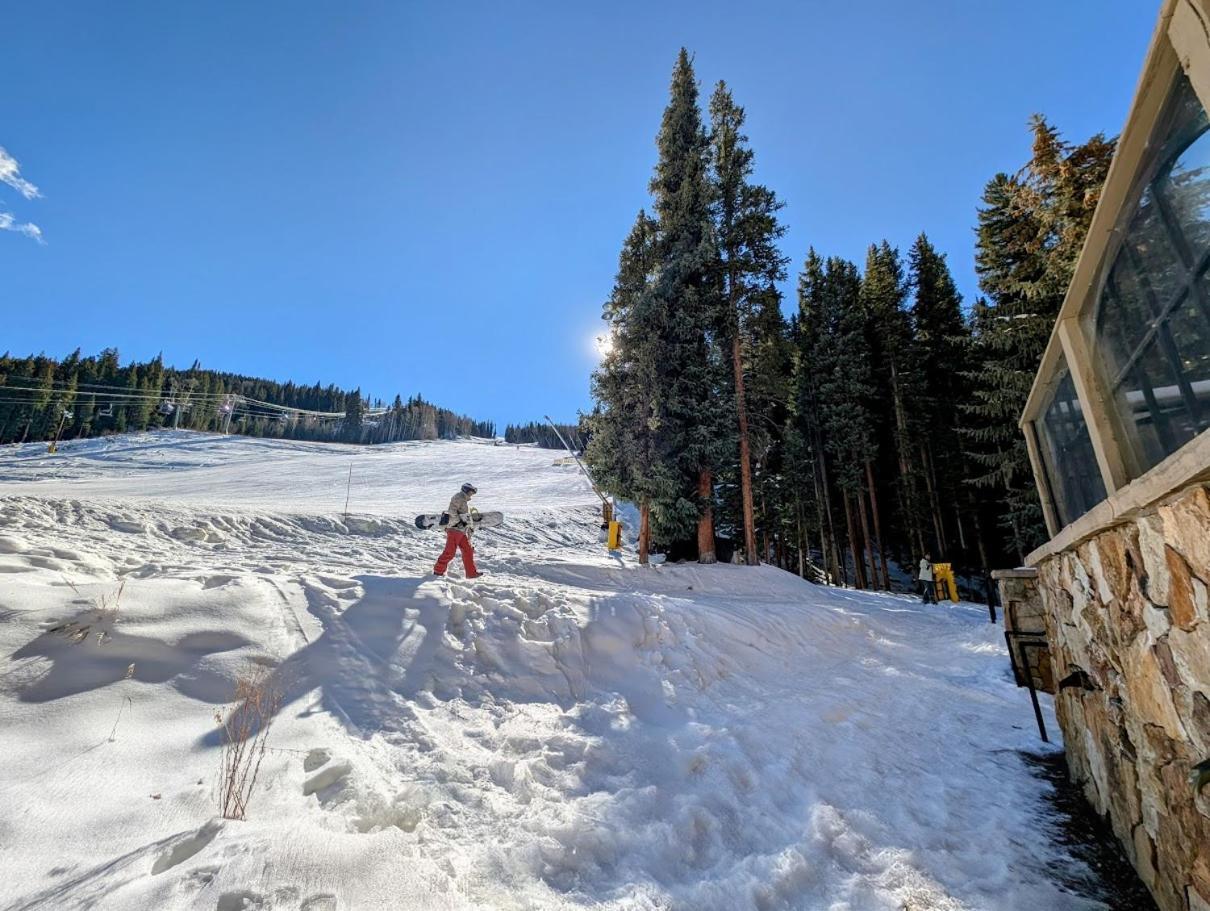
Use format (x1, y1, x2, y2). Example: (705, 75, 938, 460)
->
(1, 379, 353, 413)
(0, 391, 201, 405)
(0, 384, 352, 419)
(2, 380, 423, 418)
(543, 414, 607, 506)
(4, 378, 387, 414)
(0, 395, 168, 407)
(0, 387, 232, 405)
(1, 380, 416, 423)
(0, 379, 245, 400)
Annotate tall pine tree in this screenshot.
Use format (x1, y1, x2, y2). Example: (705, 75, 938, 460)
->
(646, 49, 731, 561)
(586, 210, 677, 564)
(708, 80, 788, 565)
(861, 241, 923, 568)
(909, 233, 971, 558)
(966, 118, 1115, 559)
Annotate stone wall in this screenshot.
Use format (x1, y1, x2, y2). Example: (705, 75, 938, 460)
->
(994, 568, 1056, 694)
(1036, 483, 1210, 911)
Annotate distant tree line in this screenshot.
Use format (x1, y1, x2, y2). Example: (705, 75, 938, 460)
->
(503, 421, 583, 450)
(586, 49, 1113, 585)
(0, 348, 495, 446)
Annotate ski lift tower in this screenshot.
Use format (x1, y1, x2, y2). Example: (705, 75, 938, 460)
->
(219, 394, 237, 434)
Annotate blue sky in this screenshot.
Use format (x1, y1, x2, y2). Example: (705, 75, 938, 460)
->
(0, 2, 1157, 429)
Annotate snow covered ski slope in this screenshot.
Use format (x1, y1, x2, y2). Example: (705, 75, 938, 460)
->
(0, 432, 1106, 910)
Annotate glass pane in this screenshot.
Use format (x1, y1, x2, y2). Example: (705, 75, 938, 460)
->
(1096, 256, 1158, 383)
(1036, 359, 1107, 528)
(1115, 334, 1197, 471)
(1091, 71, 1210, 480)
(1121, 186, 1185, 308)
(1157, 82, 1210, 264)
(1168, 272, 1210, 426)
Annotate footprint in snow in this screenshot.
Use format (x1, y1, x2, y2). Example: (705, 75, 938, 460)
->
(151, 818, 222, 875)
(302, 749, 352, 797)
(216, 890, 266, 910)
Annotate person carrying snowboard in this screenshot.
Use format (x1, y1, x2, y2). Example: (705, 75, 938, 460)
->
(433, 482, 483, 578)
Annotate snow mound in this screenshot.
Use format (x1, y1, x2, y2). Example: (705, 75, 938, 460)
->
(0, 432, 1103, 910)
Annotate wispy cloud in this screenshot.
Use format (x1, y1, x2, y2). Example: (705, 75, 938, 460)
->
(0, 211, 44, 244)
(0, 146, 41, 200)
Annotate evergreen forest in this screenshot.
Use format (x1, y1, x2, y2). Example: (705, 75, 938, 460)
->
(585, 49, 1115, 582)
(0, 350, 495, 446)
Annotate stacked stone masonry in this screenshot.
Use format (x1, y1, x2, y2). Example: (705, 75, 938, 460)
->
(1036, 482, 1210, 911)
(996, 569, 1057, 694)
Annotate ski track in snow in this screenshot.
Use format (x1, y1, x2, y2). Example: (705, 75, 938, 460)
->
(0, 432, 1099, 910)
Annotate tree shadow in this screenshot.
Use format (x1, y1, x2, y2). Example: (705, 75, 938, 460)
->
(13, 614, 250, 704)
(199, 575, 443, 746)
(198, 573, 690, 747)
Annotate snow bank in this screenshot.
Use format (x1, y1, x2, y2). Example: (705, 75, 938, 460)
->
(0, 433, 1106, 909)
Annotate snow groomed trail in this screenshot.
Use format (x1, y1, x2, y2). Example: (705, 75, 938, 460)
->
(0, 433, 1105, 910)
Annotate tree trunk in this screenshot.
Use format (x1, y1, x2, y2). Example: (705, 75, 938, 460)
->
(809, 454, 831, 582)
(952, 500, 968, 552)
(1009, 511, 1025, 566)
(919, 440, 948, 554)
(732, 334, 759, 566)
(796, 495, 806, 579)
(865, 460, 890, 591)
(970, 505, 996, 621)
(890, 361, 927, 558)
(842, 492, 865, 589)
(920, 442, 947, 555)
(814, 437, 843, 585)
(639, 501, 651, 566)
(759, 476, 771, 564)
(697, 469, 717, 564)
(856, 483, 879, 589)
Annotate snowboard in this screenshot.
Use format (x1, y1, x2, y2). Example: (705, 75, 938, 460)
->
(414, 510, 504, 531)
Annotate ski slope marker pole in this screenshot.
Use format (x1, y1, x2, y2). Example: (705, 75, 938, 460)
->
(343, 463, 353, 517)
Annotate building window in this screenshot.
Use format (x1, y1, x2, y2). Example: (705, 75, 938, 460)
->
(1035, 355, 1108, 527)
(1090, 71, 1210, 475)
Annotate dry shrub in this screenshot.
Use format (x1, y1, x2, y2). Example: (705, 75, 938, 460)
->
(215, 663, 283, 821)
(94, 578, 125, 623)
(49, 578, 126, 644)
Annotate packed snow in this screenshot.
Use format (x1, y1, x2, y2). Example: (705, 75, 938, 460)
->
(0, 432, 1103, 910)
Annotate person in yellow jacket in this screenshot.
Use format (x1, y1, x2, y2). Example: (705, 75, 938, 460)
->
(433, 483, 482, 578)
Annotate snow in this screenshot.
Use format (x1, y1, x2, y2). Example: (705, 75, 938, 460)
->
(0, 431, 1100, 910)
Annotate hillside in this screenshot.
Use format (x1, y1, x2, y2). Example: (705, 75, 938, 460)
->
(0, 432, 1110, 910)
(0, 349, 495, 447)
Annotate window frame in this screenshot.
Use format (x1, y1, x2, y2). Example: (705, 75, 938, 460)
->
(1033, 354, 1110, 528)
(1021, 0, 1210, 556)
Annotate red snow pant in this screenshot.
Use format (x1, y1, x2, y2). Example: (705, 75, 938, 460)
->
(434, 529, 478, 577)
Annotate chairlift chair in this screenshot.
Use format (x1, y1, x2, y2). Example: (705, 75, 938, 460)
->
(158, 400, 176, 415)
